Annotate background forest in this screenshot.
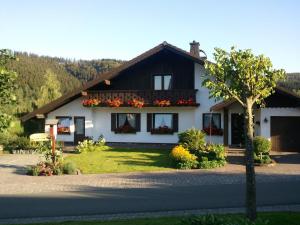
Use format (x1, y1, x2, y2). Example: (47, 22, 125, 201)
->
(3, 51, 300, 126)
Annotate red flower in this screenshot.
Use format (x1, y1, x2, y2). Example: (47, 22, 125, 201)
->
(106, 97, 123, 107)
(82, 98, 101, 107)
(128, 98, 144, 108)
(153, 99, 171, 107)
(176, 98, 195, 105)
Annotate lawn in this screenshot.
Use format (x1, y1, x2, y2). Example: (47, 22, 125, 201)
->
(10, 212, 300, 225)
(64, 147, 174, 174)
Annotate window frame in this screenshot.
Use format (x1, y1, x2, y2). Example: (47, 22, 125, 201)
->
(153, 113, 173, 129)
(202, 113, 221, 130)
(56, 116, 72, 135)
(113, 113, 140, 134)
(153, 74, 173, 90)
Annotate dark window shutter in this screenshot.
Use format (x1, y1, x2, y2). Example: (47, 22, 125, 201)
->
(147, 113, 152, 132)
(111, 113, 116, 131)
(135, 114, 141, 132)
(173, 113, 178, 132)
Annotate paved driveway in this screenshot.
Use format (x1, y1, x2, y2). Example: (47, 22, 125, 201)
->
(0, 152, 300, 222)
(0, 152, 300, 195)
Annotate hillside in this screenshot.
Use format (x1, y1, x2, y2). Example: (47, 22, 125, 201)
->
(5, 51, 299, 116)
(278, 73, 300, 95)
(6, 52, 124, 115)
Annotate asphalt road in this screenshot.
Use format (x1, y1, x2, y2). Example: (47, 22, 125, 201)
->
(1, 180, 300, 220)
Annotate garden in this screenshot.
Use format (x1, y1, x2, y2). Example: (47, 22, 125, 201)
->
(0, 126, 274, 176)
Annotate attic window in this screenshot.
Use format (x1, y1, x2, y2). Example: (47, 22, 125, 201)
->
(153, 75, 172, 90)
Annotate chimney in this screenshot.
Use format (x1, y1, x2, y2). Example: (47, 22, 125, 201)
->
(190, 40, 200, 58)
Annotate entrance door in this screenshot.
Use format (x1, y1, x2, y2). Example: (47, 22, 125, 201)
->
(74, 117, 85, 144)
(231, 113, 245, 146)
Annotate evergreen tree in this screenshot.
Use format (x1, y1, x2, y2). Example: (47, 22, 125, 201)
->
(34, 69, 62, 108)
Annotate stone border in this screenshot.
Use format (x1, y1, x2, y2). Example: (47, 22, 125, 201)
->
(11, 150, 37, 154)
(1, 204, 300, 225)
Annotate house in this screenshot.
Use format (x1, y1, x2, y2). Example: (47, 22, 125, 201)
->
(22, 41, 300, 152)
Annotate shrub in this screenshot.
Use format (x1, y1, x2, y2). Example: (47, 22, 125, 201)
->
(198, 159, 226, 169)
(205, 144, 226, 160)
(178, 128, 206, 152)
(253, 136, 271, 156)
(76, 139, 96, 153)
(5, 136, 32, 151)
(96, 134, 106, 146)
(170, 145, 198, 169)
(63, 162, 77, 175)
(27, 165, 40, 176)
(254, 154, 272, 165)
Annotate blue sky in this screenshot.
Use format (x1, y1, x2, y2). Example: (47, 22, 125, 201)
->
(0, 0, 299, 72)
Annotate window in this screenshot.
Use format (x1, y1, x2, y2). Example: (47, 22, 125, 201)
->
(147, 113, 178, 134)
(153, 75, 172, 90)
(154, 114, 173, 129)
(112, 113, 140, 133)
(203, 113, 221, 129)
(56, 117, 71, 135)
(202, 113, 223, 135)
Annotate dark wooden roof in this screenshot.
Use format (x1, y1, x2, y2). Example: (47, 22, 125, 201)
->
(21, 42, 205, 122)
(210, 86, 300, 111)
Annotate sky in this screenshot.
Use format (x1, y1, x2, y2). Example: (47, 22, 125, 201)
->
(0, 0, 299, 72)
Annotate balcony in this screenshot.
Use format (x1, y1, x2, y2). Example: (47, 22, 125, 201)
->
(82, 89, 199, 107)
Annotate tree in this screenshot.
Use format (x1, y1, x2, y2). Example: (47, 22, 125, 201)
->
(203, 47, 285, 220)
(0, 49, 17, 132)
(35, 69, 62, 108)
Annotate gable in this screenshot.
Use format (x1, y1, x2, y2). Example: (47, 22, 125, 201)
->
(21, 42, 204, 122)
(89, 49, 195, 91)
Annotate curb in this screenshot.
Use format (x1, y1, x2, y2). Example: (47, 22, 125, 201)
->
(1, 204, 300, 225)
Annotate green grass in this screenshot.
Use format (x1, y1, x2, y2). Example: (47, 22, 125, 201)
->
(11, 212, 300, 225)
(64, 147, 174, 174)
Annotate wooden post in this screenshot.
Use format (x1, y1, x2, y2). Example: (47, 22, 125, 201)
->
(50, 125, 56, 164)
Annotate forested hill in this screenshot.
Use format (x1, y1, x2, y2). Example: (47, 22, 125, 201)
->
(278, 73, 300, 96)
(6, 51, 124, 115)
(4, 51, 299, 116)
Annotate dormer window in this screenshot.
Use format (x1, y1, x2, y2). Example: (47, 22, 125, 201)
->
(153, 75, 172, 90)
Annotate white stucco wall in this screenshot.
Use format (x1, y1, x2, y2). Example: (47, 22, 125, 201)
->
(47, 98, 93, 142)
(92, 107, 196, 143)
(45, 62, 227, 144)
(47, 97, 198, 143)
(260, 107, 300, 140)
(194, 63, 224, 144)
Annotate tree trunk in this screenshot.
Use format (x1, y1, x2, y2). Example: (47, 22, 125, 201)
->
(244, 100, 257, 220)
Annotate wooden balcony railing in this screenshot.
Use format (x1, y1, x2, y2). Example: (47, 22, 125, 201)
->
(82, 89, 199, 107)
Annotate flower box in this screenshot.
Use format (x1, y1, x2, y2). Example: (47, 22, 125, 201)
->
(202, 127, 223, 136)
(128, 98, 144, 108)
(106, 97, 123, 107)
(153, 99, 171, 107)
(114, 124, 137, 134)
(151, 126, 174, 134)
(176, 98, 196, 106)
(82, 98, 101, 107)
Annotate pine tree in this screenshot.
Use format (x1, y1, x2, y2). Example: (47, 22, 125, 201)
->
(34, 69, 62, 108)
